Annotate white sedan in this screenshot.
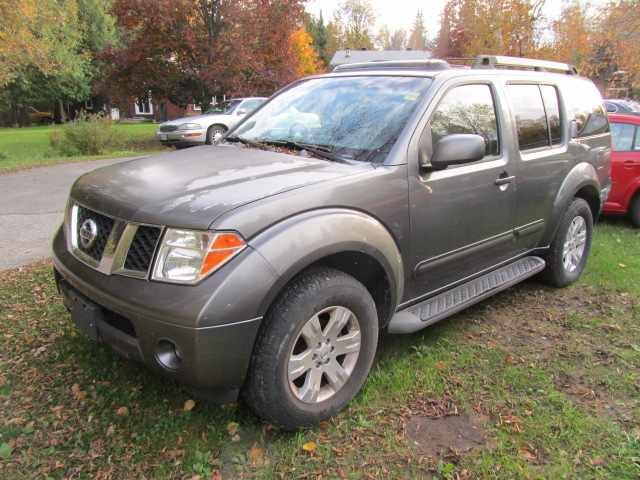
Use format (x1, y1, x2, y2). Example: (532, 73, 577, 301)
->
(156, 97, 267, 148)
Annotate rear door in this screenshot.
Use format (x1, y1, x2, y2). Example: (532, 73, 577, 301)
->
(506, 83, 568, 249)
(609, 120, 640, 211)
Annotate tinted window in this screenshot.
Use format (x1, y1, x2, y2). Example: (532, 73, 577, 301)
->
(610, 122, 635, 151)
(508, 84, 549, 150)
(430, 84, 499, 156)
(635, 127, 640, 151)
(540, 85, 562, 145)
(565, 81, 609, 137)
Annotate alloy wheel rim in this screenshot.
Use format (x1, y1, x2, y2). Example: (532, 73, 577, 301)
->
(288, 306, 361, 404)
(211, 128, 224, 142)
(562, 216, 587, 273)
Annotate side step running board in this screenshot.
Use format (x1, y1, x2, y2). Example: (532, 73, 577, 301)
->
(388, 256, 546, 334)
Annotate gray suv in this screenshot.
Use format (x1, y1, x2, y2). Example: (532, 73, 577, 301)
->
(52, 55, 611, 429)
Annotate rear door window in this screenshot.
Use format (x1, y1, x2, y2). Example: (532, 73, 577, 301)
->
(508, 84, 550, 150)
(564, 81, 609, 137)
(610, 122, 635, 151)
(634, 125, 640, 151)
(430, 84, 500, 156)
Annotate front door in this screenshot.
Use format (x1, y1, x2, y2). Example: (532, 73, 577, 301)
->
(609, 120, 640, 212)
(405, 81, 517, 302)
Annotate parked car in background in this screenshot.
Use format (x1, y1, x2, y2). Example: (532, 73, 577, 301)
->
(28, 107, 54, 124)
(603, 113, 640, 226)
(156, 97, 267, 148)
(53, 56, 610, 429)
(604, 99, 640, 115)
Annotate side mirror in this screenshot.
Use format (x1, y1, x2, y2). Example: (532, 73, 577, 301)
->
(569, 119, 579, 139)
(429, 134, 486, 170)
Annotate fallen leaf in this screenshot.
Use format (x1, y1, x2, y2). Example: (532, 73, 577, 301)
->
(226, 421, 239, 436)
(106, 424, 115, 436)
(302, 441, 317, 452)
(211, 471, 222, 480)
(0, 442, 12, 459)
(518, 446, 537, 462)
(434, 361, 447, 370)
(116, 406, 129, 417)
(183, 399, 196, 412)
(248, 443, 265, 465)
(591, 457, 604, 466)
(618, 263, 626, 268)
(319, 421, 330, 430)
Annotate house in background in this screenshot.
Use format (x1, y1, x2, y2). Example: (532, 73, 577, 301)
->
(330, 49, 433, 69)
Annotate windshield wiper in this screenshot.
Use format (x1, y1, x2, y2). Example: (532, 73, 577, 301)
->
(262, 140, 348, 163)
(225, 135, 266, 149)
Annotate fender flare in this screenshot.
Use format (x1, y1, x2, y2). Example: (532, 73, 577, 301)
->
(541, 162, 602, 246)
(248, 208, 404, 318)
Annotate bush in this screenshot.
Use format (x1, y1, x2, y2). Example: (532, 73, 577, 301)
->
(50, 113, 120, 156)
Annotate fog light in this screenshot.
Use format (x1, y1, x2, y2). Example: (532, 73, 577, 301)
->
(155, 339, 182, 370)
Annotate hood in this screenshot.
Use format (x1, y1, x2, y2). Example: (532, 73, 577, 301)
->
(71, 145, 367, 230)
(162, 113, 228, 125)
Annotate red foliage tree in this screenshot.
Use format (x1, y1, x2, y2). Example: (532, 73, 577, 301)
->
(99, 0, 304, 108)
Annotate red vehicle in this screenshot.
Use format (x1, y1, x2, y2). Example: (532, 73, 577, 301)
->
(603, 113, 640, 226)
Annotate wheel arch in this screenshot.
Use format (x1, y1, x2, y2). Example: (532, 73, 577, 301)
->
(541, 162, 602, 246)
(249, 209, 404, 328)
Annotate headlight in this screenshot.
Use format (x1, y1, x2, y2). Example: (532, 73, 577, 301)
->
(152, 229, 245, 284)
(177, 123, 202, 130)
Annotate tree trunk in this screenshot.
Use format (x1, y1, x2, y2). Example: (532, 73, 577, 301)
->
(58, 99, 67, 123)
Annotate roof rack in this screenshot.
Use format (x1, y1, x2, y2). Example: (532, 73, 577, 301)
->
(472, 55, 578, 75)
(333, 59, 451, 72)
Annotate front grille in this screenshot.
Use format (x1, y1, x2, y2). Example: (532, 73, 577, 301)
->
(76, 206, 114, 261)
(159, 125, 178, 132)
(124, 226, 162, 272)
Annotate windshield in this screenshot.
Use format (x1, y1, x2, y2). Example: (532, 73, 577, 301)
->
(231, 76, 432, 163)
(206, 99, 241, 115)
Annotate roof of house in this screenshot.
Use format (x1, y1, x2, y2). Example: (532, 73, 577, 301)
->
(329, 49, 432, 67)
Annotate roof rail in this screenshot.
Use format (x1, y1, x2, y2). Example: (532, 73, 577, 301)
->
(473, 55, 578, 75)
(333, 59, 451, 72)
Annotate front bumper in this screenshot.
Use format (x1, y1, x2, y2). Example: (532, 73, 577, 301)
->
(156, 130, 206, 145)
(52, 226, 277, 401)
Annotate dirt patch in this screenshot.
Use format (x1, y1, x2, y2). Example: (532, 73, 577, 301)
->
(406, 413, 489, 458)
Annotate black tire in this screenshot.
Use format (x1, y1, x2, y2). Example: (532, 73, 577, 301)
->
(540, 198, 593, 287)
(243, 267, 378, 430)
(630, 194, 640, 228)
(206, 125, 226, 144)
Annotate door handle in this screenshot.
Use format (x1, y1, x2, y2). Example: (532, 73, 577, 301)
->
(495, 175, 516, 186)
(624, 160, 635, 169)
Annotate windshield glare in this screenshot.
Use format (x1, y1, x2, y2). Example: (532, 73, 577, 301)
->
(232, 76, 432, 163)
(207, 100, 241, 114)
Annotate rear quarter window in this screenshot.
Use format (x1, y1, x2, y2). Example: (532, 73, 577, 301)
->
(564, 80, 609, 137)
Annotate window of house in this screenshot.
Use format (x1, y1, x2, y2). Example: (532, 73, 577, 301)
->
(540, 85, 562, 145)
(610, 122, 636, 151)
(84, 99, 94, 110)
(135, 97, 153, 115)
(192, 104, 201, 111)
(508, 84, 550, 151)
(430, 84, 500, 156)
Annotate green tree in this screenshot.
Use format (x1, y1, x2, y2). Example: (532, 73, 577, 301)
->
(305, 11, 331, 67)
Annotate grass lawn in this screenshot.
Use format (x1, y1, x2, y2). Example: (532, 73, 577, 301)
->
(0, 220, 639, 479)
(0, 124, 167, 174)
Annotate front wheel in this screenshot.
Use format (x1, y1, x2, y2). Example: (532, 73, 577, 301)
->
(206, 125, 226, 144)
(243, 267, 378, 430)
(540, 198, 593, 287)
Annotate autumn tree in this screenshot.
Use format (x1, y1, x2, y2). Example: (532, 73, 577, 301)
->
(336, 0, 375, 49)
(290, 28, 323, 75)
(408, 10, 428, 50)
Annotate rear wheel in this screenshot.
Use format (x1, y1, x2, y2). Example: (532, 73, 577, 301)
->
(206, 125, 227, 144)
(630, 193, 640, 228)
(243, 267, 378, 430)
(540, 198, 593, 287)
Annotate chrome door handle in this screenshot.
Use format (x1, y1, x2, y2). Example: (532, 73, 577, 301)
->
(495, 175, 515, 186)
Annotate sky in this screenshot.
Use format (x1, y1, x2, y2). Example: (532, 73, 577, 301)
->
(305, 0, 609, 41)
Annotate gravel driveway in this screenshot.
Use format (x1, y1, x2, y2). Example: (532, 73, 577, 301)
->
(0, 157, 144, 270)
